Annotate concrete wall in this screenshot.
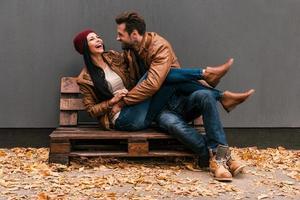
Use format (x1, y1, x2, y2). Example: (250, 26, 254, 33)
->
(0, 0, 299, 128)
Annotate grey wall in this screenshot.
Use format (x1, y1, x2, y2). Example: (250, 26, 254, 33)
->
(0, 0, 299, 128)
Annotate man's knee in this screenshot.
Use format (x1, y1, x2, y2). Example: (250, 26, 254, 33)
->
(191, 90, 216, 103)
(156, 111, 181, 129)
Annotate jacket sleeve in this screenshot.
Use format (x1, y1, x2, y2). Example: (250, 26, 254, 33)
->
(123, 45, 172, 105)
(79, 83, 111, 118)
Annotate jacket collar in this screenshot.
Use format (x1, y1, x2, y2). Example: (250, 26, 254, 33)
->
(77, 67, 94, 86)
(133, 32, 152, 56)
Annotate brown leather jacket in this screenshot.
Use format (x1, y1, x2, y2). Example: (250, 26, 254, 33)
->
(76, 50, 134, 130)
(122, 32, 181, 105)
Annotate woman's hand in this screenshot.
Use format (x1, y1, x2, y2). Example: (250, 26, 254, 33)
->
(109, 89, 128, 106)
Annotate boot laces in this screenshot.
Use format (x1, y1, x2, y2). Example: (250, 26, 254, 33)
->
(216, 158, 229, 169)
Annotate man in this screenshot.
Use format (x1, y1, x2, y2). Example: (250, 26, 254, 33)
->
(113, 11, 254, 181)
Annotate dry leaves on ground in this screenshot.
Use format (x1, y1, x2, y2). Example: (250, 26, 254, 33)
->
(0, 147, 299, 199)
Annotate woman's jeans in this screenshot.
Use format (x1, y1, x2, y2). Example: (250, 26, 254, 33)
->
(114, 67, 222, 131)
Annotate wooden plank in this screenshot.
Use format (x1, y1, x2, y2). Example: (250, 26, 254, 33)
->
(128, 139, 149, 155)
(59, 111, 78, 126)
(50, 142, 71, 154)
(69, 150, 194, 157)
(50, 130, 174, 140)
(61, 77, 80, 93)
(55, 127, 165, 132)
(60, 98, 84, 111)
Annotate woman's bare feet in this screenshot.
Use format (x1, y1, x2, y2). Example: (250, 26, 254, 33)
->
(221, 89, 255, 112)
(203, 58, 234, 87)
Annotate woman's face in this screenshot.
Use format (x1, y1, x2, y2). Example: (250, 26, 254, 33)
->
(87, 32, 104, 54)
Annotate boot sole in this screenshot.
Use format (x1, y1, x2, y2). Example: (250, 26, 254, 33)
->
(231, 165, 246, 176)
(214, 177, 233, 182)
(210, 172, 233, 182)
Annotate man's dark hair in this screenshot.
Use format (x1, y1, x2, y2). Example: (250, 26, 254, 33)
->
(115, 11, 146, 35)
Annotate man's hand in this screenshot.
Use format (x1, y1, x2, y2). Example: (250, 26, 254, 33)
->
(111, 100, 126, 116)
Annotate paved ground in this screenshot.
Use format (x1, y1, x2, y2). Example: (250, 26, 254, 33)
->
(0, 147, 299, 199)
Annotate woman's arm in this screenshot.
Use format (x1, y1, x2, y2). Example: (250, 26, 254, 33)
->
(79, 83, 127, 118)
(79, 83, 112, 118)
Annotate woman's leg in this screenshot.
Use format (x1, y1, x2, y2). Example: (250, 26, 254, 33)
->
(114, 85, 176, 131)
(114, 99, 151, 131)
(165, 68, 222, 100)
(172, 81, 223, 101)
(114, 73, 176, 131)
(165, 68, 203, 83)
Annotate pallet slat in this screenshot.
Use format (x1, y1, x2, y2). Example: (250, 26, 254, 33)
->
(69, 150, 194, 157)
(50, 131, 174, 140)
(59, 111, 78, 126)
(60, 98, 84, 111)
(61, 77, 80, 93)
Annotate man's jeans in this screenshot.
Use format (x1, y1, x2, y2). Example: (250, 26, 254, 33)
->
(156, 90, 228, 161)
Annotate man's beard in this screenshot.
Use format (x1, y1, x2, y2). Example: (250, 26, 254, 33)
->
(121, 42, 133, 50)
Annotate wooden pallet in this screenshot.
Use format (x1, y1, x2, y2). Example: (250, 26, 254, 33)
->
(49, 77, 204, 165)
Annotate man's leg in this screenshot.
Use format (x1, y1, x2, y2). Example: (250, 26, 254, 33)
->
(182, 90, 227, 151)
(181, 90, 245, 180)
(156, 110, 210, 167)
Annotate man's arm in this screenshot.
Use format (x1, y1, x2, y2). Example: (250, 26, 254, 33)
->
(123, 45, 173, 105)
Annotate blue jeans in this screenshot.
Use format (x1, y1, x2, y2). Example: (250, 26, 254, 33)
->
(156, 90, 228, 163)
(115, 67, 223, 131)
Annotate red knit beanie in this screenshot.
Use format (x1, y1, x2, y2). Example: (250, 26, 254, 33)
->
(73, 29, 95, 54)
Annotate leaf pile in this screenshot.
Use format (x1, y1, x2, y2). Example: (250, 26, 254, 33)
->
(0, 147, 299, 199)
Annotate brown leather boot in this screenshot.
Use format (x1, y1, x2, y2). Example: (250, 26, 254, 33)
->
(203, 58, 233, 87)
(225, 148, 246, 176)
(209, 145, 232, 182)
(220, 89, 255, 112)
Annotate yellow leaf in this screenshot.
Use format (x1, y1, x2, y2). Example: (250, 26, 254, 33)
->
(0, 150, 7, 157)
(0, 179, 8, 187)
(185, 163, 202, 172)
(79, 167, 85, 172)
(37, 192, 49, 200)
(25, 151, 33, 158)
(40, 169, 51, 177)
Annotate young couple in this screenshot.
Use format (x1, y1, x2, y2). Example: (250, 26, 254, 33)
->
(73, 11, 255, 182)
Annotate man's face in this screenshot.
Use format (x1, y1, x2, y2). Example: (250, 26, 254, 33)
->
(116, 23, 134, 49)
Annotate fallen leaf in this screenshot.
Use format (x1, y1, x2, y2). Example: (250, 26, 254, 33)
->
(0, 150, 7, 157)
(37, 192, 49, 200)
(257, 194, 269, 199)
(79, 167, 85, 172)
(185, 163, 202, 172)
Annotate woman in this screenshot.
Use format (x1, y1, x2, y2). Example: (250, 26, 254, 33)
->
(73, 29, 254, 131)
